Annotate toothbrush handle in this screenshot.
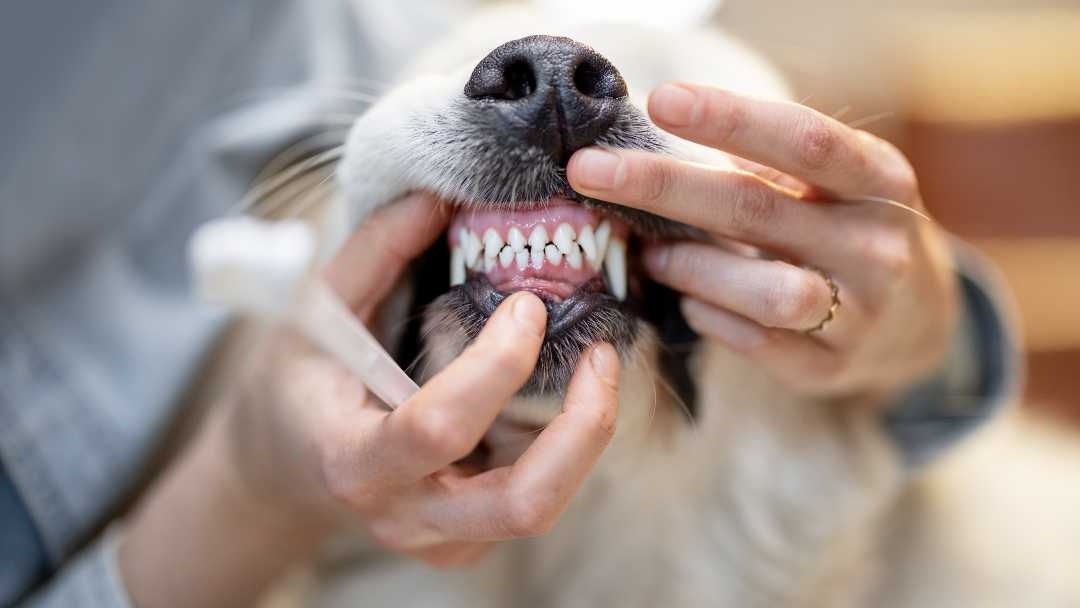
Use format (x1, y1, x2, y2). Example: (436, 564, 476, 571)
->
(294, 281, 420, 409)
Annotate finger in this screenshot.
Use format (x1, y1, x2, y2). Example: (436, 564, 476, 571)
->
(568, 148, 832, 256)
(679, 298, 846, 394)
(323, 193, 450, 317)
(375, 292, 548, 480)
(643, 242, 834, 331)
(404, 542, 493, 569)
(646, 83, 917, 201)
(416, 343, 620, 541)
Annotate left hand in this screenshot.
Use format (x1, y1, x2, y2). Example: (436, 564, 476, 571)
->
(567, 83, 959, 402)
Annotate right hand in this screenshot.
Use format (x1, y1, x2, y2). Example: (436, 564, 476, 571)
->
(225, 194, 621, 567)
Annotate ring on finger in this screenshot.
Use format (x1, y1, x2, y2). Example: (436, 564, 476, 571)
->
(801, 266, 840, 335)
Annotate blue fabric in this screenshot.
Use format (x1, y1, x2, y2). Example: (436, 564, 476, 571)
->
(0, 460, 48, 606)
(883, 243, 1020, 467)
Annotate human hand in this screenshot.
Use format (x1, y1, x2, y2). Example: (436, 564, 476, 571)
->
(567, 83, 958, 401)
(226, 194, 621, 567)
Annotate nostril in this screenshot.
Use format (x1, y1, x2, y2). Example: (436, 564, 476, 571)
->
(503, 60, 537, 100)
(573, 60, 627, 100)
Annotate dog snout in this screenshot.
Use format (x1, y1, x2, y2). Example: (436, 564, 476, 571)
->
(464, 35, 628, 166)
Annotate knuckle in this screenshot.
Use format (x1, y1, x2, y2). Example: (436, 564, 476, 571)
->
(409, 410, 476, 462)
(504, 489, 559, 538)
(318, 438, 360, 506)
(702, 89, 745, 142)
(728, 175, 778, 234)
(794, 113, 841, 172)
(765, 267, 827, 328)
(859, 227, 914, 284)
(636, 158, 676, 207)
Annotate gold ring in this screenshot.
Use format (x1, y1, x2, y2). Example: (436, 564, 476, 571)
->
(803, 267, 840, 335)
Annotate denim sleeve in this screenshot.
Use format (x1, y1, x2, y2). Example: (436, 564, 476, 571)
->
(18, 529, 132, 608)
(882, 242, 1021, 468)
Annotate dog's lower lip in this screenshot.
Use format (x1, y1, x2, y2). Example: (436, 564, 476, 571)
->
(459, 275, 618, 338)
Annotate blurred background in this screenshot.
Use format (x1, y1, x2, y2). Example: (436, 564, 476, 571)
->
(713, 0, 1080, 426)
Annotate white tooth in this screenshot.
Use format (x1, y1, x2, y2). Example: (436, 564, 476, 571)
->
(530, 245, 545, 269)
(545, 243, 562, 265)
(515, 249, 529, 270)
(595, 221, 611, 261)
(508, 227, 526, 252)
(484, 256, 495, 272)
(566, 246, 583, 269)
(528, 225, 549, 252)
(499, 245, 514, 268)
(483, 228, 504, 260)
(577, 225, 598, 269)
(554, 223, 576, 255)
(450, 247, 466, 286)
(465, 231, 482, 268)
(604, 238, 627, 301)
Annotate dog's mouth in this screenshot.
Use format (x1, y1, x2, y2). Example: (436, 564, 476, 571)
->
(402, 193, 671, 397)
(448, 195, 633, 329)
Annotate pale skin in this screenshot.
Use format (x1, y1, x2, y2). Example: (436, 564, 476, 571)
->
(119, 84, 958, 605)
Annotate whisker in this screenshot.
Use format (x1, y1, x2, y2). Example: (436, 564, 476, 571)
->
(846, 111, 895, 130)
(836, 195, 932, 222)
(237, 147, 345, 215)
(255, 128, 351, 183)
(830, 105, 852, 120)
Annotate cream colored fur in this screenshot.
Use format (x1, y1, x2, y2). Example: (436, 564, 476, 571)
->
(243, 4, 1080, 607)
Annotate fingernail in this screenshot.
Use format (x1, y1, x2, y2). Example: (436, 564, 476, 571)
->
(643, 245, 670, 274)
(570, 148, 622, 191)
(650, 84, 699, 127)
(589, 343, 620, 388)
(511, 292, 547, 337)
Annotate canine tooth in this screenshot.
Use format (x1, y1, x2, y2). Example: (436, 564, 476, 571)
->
(508, 227, 526, 252)
(483, 228, 504, 259)
(499, 245, 514, 268)
(595, 221, 611, 261)
(528, 225, 549, 251)
(464, 231, 482, 268)
(530, 245, 544, 269)
(566, 246, 583, 269)
(450, 247, 466, 286)
(577, 225, 598, 269)
(515, 249, 529, 270)
(484, 255, 495, 272)
(545, 243, 562, 265)
(604, 238, 627, 301)
(553, 223, 576, 255)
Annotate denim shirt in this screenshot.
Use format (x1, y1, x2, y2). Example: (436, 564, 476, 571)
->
(0, 1, 1019, 606)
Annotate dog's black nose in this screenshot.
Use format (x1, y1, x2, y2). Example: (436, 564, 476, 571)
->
(464, 35, 628, 166)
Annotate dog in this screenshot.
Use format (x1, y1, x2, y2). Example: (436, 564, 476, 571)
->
(239, 4, 1080, 607)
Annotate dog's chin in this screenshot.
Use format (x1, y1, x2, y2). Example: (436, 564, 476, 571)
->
(423, 278, 641, 396)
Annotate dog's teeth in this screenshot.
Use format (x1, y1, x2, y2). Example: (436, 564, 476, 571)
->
(515, 249, 529, 270)
(508, 227, 526, 252)
(577, 225, 599, 269)
(604, 238, 627, 301)
(545, 243, 562, 265)
(498, 245, 514, 268)
(553, 223, 576, 255)
(450, 247, 466, 286)
(465, 231, 482, 268)
(483, 228, 504, 260)
(484, 256, 495, 272)
(530, 245, 544, 269)
(595, 221, 611, 262)
(566, 245, 583, 270)
(528, 225, 549, 252)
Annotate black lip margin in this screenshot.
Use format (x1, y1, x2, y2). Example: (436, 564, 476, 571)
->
(432, 274, 641, 396)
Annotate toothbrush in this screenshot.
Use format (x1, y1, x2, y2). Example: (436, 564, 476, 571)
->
(188, 216, 420, 409)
